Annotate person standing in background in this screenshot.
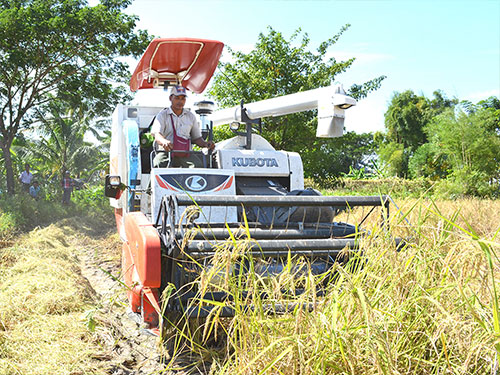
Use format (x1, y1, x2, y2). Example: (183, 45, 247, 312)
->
(18, 163, 33, 192)
(61, 171, 74, 204)
(29, 181, 40, 200)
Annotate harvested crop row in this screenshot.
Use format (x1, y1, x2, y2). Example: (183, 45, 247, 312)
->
(0, 223, 107, 374)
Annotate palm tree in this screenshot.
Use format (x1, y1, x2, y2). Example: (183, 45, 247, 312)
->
(23, 101, 109, 192)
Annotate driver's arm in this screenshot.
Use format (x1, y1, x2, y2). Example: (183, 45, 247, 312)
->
(154, 132, 173, 151)
(192, 137, 215, 150)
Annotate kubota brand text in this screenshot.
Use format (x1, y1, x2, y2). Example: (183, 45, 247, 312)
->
(232, 157, 279, 167)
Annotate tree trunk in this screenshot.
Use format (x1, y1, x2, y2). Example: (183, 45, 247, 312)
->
(0, 138, 15, 195)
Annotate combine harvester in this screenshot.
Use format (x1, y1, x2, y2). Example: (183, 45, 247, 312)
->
(105, 38, 402, 335)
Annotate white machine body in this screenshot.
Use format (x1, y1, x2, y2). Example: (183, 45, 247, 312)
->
(151, 168, 236, 224)
(108, 83, 355, 230)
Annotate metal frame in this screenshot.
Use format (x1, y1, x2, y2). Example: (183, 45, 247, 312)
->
(155, 194, 398, 321)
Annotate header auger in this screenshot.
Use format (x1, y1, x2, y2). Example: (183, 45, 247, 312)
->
(105, 38, 404, 335)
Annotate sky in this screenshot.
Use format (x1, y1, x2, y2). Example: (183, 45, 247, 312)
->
(119, 0, 500, 134)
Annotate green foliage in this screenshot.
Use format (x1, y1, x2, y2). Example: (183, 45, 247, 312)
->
(0, 0, 150, 194)
(423, 104, 500, 197)
(305, 132, 376, 180)
(377, 141, 407, 177)
(407, 142, 451, 179)
(308, 176, 434, 198)
(384, 90, 430, 150)
(0, 211, 16, 239)
(341, 166, 368, 179)
(0, 182, 112, 238)
(339, 162, 387, 180)
(21, 101, 109, 183)
(477, 96, 500, 133)
(429, 89, 459, 115)
(434, 167, 498, 198)
(212, 124, 235, 143)
(380, 90, 500, 197)
(380, 90, 457, 177)
(72, 185, 111, 218)
(209, 26, 384, 178)
(0, 194, 67, 233)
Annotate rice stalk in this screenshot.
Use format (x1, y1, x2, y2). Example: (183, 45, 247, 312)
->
(159, 198, 499, 374)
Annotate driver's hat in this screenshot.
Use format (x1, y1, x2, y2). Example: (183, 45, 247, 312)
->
(170, 85, 188, 97)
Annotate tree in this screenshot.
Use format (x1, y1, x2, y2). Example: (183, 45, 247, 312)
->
(476, 96, 500, 134)
(384, 91, 430, 151)
(429, 90, 459, 115)
(19, 100, 109, 197)
(423, 103, 500, 196)
(30, 101, 107, 175)
(380, 90, 457, 177)
(0, 0, 150, 194)
(208, 26, 384, 177)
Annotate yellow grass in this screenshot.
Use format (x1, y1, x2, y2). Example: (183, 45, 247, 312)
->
(0, 223, 107, 375)
(167, 198, 500, 374)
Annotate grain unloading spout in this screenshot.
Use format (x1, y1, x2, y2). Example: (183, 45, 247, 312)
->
(210, 83, 356, 138)
(317, 83, 356, 137)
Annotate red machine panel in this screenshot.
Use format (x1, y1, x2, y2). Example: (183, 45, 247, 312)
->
(123, 212, 161, 288)
(130, 38, 224, 93)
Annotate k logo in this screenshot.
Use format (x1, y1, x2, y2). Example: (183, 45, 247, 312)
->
(185, 175, 207, 191)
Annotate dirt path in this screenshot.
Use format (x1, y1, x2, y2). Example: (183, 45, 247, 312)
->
(75, 228, 171, 374)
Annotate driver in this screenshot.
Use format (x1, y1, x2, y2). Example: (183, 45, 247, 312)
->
(151, 85, 215, 168)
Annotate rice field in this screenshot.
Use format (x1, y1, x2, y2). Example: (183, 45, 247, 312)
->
(165, 198, 500, 374)
(0, 198, 498, 374)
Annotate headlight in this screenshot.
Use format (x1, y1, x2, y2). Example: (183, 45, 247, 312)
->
(109, 176, 121, 186)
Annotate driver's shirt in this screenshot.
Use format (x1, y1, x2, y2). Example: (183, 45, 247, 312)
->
(151, 107, 201, 151)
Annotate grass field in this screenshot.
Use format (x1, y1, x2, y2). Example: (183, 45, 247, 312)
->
(166, 198, 500, 374)
(0, 197, 499, 374)
(0, 218, 110, 374)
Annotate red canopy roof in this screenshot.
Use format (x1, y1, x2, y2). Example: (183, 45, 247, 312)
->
(129, 38, 224, 93)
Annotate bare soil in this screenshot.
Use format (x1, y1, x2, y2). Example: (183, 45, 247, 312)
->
(74, 218, 219, 375)
(72, 222, 173, 374)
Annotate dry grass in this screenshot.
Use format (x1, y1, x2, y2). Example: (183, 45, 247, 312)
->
(0, 223, 108, 375)
(166, 198, 500, 374)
